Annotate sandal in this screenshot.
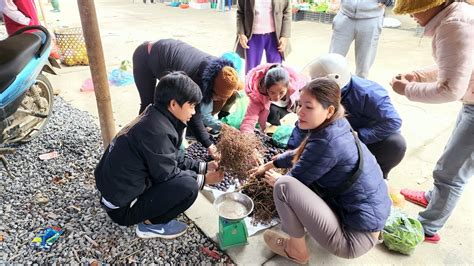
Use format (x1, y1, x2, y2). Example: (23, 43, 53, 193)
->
(424, 233, 440, 244)
(400, 189, 428, 208)
(263, 230, 309, 265)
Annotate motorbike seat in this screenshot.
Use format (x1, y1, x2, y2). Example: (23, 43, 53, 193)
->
(0, 33, 42, 94)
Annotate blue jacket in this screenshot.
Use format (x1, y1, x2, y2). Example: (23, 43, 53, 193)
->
(274, 118, 391, 232)
(200, 100, 221, 131)
(288, 75, 402, 149)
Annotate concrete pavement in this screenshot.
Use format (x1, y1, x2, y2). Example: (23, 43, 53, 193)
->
(22, 0, 473, 264)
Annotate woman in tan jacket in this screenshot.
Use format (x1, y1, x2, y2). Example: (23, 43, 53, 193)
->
(390, 0, 474, 244)
(235, 0, 291, 74)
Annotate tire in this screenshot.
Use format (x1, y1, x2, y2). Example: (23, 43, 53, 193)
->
(19, 73, 54, 143)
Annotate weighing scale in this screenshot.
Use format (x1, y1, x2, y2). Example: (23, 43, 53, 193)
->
(214, 192, 254, 250)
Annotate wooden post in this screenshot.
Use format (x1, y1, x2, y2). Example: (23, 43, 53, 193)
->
(36, 0, 48, 28)
(77, 0, 116, 147)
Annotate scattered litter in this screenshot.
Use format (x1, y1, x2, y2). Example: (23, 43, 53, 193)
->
(39, 151, 59, 161)
(80, 78, 95, 92)
(68, 205, 81, 212)
(52, 175, 66, 185)
(84, 234, 99, 247)
(416, 176, 429, 185)
(201, 247, 220, 260)
(31, 226, 64, 251)
(47, 212, 59, 220)
(383, 17, 401, 28)
(389, 188, 406, 208)
(35, 193, 49, 204)
(109, 69, 134, 87)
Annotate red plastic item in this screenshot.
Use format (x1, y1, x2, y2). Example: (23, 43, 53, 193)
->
(201, 247, 220, 260)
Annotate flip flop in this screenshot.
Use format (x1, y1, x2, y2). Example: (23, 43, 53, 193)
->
(424, 233, 440, 244)
(400, 189, 428, 208)
(263, 230, 309, 265)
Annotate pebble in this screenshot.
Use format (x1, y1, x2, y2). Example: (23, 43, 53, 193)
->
(0, 97, 231, 264)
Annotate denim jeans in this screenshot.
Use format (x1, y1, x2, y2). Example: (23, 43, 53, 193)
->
(419, 104, 474, 235)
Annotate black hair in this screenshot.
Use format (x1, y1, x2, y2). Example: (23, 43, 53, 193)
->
(259, 64, 290, 95)
(154, 71, 203, 107)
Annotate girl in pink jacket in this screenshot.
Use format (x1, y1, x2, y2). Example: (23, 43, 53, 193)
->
(390, 0, 474, 244)
(240, 64, 306, 133)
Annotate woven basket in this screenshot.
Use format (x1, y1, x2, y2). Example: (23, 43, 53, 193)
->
(54, 27, 89, 66)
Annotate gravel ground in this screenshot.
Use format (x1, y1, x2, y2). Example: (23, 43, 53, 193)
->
(0, 97, 232, 264)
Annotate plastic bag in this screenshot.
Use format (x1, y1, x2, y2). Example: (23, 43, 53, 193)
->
(382, 208, 424, 255)
(109, 69, 134, 87)
(221, 92, 249, 129)
(31, 226, 64, 251)
(272, 124, 295, 148)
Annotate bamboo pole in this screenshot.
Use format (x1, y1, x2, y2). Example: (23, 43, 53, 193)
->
(77, 0, 116, 147)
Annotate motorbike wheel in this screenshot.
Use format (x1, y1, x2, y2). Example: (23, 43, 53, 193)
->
(19, 73, 54, 143)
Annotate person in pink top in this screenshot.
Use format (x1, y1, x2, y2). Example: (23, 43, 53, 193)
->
(235, 0, 291, 74)
(240, 64, 306, 133)
(390, 0, 474, 244)
(0, 0, 39, 36)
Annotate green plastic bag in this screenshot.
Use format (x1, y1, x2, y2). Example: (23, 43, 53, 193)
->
(272, 124, 295, 148)
(222, 92, 249, 130)
(382, 208, 424, 255)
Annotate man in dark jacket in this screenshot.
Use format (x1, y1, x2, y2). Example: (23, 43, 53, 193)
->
(132, 39, 243, 158)
(95, 72, 224, 239)
(291, 53, 406, 179)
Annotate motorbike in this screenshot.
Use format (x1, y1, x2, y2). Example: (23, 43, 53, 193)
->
(0, 25, 58, 177)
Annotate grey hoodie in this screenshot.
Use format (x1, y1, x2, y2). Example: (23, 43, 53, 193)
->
(339, 0, 385, 19)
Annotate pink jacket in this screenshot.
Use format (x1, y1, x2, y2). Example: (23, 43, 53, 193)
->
(405, 3, 474, 104)
(240, 64, 307, 133)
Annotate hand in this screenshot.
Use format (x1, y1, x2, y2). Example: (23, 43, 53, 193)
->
(207, 161, 219, 172)
(264, 169, 282, 187)
(278, 37, 288, 53)
(239, 34, 249, 49)
(390, 75, 409, 96)
(249, 161, 274, 177)
(251, 149, 264, 166)
(208, 144, 220, 160)
(401, 72, 417, 82)
(205, 170, 225, 185)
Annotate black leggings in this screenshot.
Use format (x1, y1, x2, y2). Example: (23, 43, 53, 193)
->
(105, 176, 199, 226)
(267, 103, 290, 126)
(133, 42, 156, 114)
(366, 133, 407, 179)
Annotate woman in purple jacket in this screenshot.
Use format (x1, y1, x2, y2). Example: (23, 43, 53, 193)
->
(251, 78, 391, 263)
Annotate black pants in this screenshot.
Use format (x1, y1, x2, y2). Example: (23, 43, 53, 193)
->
(267, 104, 290, 126)
(133, 42, 156, 114)
(366, 133, 407, 179)
(105, 176, 199, 226)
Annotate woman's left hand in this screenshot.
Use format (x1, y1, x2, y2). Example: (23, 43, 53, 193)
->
(278, 37, 288, 53)
(264, 169, 282, 187)
(208, 144, 220, 160)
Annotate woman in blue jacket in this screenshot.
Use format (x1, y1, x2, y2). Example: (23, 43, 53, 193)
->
(290, 53, 406, 179)
(251, 78, 391, 263)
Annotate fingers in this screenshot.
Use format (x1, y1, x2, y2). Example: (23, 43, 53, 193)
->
(240, 35, 249, 49)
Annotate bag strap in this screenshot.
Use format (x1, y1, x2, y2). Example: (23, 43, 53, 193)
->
(310, 130, 364, 199)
